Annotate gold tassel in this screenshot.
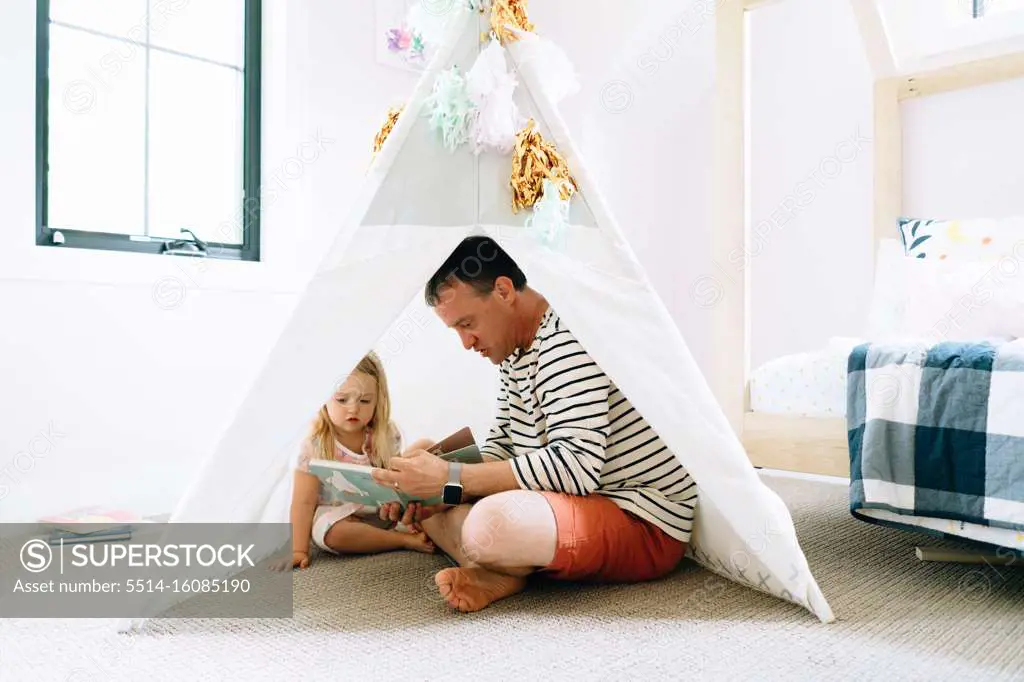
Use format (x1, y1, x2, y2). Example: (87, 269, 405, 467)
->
(373, 106, 404, 154)
(510, 119, 577, 213)
(491, 0, 534, 44)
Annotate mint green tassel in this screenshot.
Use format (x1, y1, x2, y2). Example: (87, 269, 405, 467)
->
(526, 179, 571, 250)
(423, 66, 475, 152)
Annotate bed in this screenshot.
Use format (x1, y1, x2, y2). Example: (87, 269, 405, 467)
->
(744, 340, 855, 479)
(716, 1, 1024, 551)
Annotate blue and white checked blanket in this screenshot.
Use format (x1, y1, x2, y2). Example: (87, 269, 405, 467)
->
(847, 339, 1024, 545)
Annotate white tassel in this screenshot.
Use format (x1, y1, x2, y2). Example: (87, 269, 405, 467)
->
(465, 37, 523, 154)
(507, 29, 580, 104)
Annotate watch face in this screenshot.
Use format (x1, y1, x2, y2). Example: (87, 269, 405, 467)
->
(442, 484, 462, 505)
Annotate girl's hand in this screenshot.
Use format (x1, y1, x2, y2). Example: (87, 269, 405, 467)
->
(270, 551, 310, 571)
(379, 502, 425, 530)
(379, 502, 403, 526)
(379, 501, 449, 532)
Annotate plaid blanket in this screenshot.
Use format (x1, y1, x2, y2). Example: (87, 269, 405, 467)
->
(847, 339, 1024, 543)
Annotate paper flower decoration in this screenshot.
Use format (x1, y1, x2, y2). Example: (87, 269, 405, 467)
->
(373, 106, 404, 155)
(491, 0, 534, 44)
(466, 37, 523, 154)
(424, 66, 475, 152)
(386, 27, 413, 52)
(510, 119, 577, 212)
(526, 178, 571, 249)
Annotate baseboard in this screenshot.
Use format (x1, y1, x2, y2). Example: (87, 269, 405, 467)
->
(756, 467, 849, 485)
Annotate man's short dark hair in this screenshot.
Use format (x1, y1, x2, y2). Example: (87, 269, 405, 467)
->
(424, 236, 527, 306)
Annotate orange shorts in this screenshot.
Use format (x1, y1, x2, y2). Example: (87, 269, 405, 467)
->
(538, 492, 686, 583)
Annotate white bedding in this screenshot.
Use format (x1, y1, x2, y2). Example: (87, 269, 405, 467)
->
(749, 337, 865, 417)
(857, 508, 1024, 553)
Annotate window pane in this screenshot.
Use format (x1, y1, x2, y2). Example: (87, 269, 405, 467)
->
(147, 53, 244, 244)
(984, 0, 1024, 16)
(149, 1, 245, 67)
(50, 0, 148, 39)
(47, 26, 145, 234)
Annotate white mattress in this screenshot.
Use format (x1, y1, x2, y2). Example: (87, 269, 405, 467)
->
(749, 337, 865, 417)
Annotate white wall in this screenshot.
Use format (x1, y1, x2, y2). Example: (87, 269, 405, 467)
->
(575, 0, 718, 379)
(747, 0, 1024, 370)
(903, 76, 1024, 219)
(747, 0, 875, 369)
(0, 0, 720, 521)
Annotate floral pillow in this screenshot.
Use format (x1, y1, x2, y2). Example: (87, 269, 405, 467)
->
(898, 216, 1024, 262)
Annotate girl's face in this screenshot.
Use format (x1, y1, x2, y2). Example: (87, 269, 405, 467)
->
(326, 372, 378, 436)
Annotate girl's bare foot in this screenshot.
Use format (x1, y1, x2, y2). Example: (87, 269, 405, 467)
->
(434, 567, 527, 612)
(403, 531, 436, 554)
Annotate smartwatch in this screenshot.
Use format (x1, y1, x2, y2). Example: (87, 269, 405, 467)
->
(442, 462, 464, 505)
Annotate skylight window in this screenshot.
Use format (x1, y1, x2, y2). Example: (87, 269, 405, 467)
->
(975, 0, 1024, 18)
(879, 0, 1024, 71)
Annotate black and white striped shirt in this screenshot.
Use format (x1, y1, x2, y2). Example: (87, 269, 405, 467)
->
(479, 307, 698, 543)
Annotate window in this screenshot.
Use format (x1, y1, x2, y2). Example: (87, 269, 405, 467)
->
(36, 0, 261, 261)
(973, 0, 1024, 18)
(879, 0, 1024, 71)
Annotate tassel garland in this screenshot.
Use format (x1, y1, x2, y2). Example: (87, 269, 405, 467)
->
(466, 37, 523, 154)
(491, 0, 534, 44)
(424, 66, 475, 152)
(526, 178, 571, 249)
(510, 119, 577, 213)
(508, 30, 580, 104)
(373, 106, 404, 154)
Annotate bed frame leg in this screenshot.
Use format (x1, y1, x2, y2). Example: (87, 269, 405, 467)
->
(914, 546, 1019, 565)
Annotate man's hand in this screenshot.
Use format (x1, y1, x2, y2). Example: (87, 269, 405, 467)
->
(371, 448, 449, 499)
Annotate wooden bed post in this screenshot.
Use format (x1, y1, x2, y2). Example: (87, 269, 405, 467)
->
(711, 0, 747, 436)
(873, 77, 903, 261)
(848, 0, 902, 263)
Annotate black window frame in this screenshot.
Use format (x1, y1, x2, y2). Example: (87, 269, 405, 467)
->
(35, 0, 262, 262)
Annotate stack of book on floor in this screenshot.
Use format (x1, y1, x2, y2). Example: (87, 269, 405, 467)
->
(38, 506, 149, 545)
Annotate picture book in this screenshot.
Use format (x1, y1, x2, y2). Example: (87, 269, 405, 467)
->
(307, 426, 482, 508)
(428, 427, 475, 455)
(429, 427, 484, 464)
(38, 506, 151, 534)
(46, 527, 133, 546)
(438, 444, 484, 465)
(307, 460, 445, 507)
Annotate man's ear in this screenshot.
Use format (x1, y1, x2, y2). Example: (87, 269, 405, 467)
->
(493, 276, 517, 303)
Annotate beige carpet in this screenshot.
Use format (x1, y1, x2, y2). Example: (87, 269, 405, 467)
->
(3, 472, 1024, 682)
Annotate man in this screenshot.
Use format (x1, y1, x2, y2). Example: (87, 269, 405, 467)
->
(371, 236, 697, 612)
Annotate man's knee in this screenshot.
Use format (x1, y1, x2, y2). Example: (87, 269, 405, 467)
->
(460, 507, 503, 565)
(459, 491, 541, 566)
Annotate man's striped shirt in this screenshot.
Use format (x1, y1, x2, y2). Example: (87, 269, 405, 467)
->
(479, 307, 698, 542)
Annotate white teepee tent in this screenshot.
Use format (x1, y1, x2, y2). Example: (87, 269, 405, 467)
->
(134, 1, 834, 625)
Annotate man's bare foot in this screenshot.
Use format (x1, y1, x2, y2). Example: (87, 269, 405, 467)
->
(402, 531, 436, 554)
(435, 567, 527, 612)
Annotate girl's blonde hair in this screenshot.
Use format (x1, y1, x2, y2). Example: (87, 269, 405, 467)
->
(308, 351, 400, 468)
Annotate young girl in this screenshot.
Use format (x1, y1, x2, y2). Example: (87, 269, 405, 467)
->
(289, 352, 436, 568)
